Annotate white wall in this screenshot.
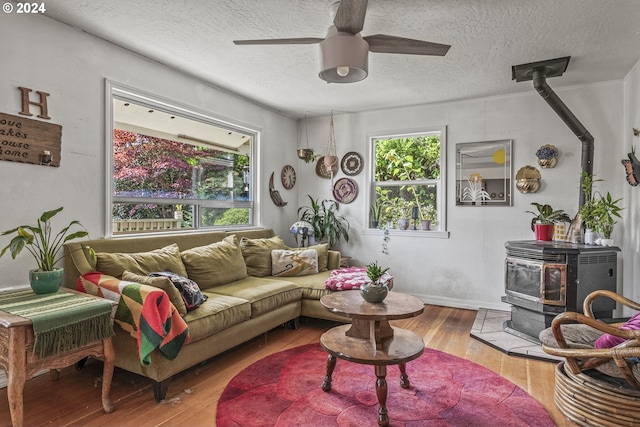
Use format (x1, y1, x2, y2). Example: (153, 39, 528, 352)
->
(623, 59, 640, 313)
(0, 13, 301, 287)
(299, 81, 626, 310)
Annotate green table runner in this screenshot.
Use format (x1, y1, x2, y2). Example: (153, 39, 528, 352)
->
(0, 289, 114, 358)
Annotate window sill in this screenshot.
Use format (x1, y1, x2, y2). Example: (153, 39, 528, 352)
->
(362, 228, 450, 239)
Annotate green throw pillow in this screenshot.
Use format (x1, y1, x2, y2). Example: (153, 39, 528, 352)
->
(180, 235, 247, 289)
(295, 243, 329, 272)
(96, 243, 188, 279)
(240, 235, 287, 277)
(121, 270, 188, 317)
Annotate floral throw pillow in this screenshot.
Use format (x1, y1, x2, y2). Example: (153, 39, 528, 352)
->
(271, 249, 318, 277)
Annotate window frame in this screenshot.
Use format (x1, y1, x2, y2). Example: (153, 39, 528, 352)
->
(368, 126, 449, 238)
(105, 80, 259, 236)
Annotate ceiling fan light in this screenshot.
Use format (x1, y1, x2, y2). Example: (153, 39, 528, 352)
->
(319, 32, 368, 83)
(336, 66, 350, 77)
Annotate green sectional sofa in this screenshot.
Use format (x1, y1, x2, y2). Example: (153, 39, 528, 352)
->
(63, 228, 347, 401)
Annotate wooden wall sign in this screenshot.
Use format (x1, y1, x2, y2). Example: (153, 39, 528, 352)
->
(0, 112, 62, 167)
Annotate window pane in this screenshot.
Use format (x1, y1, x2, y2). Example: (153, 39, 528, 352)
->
(200, 207, 250, 227)
(371, 131, 444, 231)
(112, 203, 194, 234)
(375, 135, 441, 181)
(109, 85, 255, 236)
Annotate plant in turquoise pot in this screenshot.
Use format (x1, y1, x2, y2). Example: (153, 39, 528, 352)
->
(0, 207, 90, 294)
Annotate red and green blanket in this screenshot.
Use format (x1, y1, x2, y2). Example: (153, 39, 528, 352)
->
(78, 271, 190, 366)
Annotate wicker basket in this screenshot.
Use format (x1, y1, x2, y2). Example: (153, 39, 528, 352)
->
(554, 362, 640, 427)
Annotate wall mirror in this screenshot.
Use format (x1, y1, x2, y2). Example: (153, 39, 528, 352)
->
(456, 139, 512, 206)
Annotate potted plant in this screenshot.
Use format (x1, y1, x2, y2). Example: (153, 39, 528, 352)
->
(535, 144, 559, 168)
(298, 195, 350, 247)
(419, 204, 436, 230)
(0, 207, 90, 294)
(361, 261, 391, 303)
(370, 199, 385, 229)
(526, 202, 571, 241)
(579, 173, 623, 245)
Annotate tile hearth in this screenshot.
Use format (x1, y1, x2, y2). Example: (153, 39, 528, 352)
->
(471, 308, 562, 363)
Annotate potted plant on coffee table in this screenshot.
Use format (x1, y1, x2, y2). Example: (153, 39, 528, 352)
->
(526, 202, 571, 241)
(0, 207, 90, 294)
(360, 261, 391, 303)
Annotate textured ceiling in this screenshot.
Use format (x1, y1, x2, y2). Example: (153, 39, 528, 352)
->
(43, 0, 640, 118)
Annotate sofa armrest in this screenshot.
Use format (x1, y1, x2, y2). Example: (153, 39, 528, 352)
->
(327, 250, 341, 270)
(63, 242, 95, 288)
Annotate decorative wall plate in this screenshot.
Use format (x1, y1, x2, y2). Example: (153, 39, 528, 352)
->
(316, 156, 338, 179)
(333, 177, 358, 204)
(341, 151, 363, 176)
(280, 165, 296, 189)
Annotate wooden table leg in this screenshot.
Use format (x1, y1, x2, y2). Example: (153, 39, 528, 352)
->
(322, 354, 336, 392)
(398, 362, 410, 388)
(101, 337, 115, 414)
(375, 365, 389, 427)
(7, 327, 26, 427)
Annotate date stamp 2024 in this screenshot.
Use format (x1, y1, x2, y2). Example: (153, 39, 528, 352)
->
(3, 2, 46, 14)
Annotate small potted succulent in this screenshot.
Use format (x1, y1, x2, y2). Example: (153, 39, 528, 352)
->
(535, 144, 559, 168)
(0, 207, 90, 294)
(360, 261, 391, 303)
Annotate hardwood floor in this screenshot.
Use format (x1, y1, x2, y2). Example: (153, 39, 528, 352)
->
(0, 305, 576, 427)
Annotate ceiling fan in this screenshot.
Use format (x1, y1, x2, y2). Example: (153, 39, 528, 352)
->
(233, 0, 450, 83)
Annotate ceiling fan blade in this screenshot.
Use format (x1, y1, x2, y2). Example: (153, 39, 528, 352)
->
(234, 38, 323, 45)
(364, 34, 450, 56)
(334, 0, 368, 34)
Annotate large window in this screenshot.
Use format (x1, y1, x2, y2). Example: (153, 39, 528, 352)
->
(371, 128, 446, 232)
(107, 82, 256, 235)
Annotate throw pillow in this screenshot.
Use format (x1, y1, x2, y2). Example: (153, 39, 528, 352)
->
(180, 235, 247, 289)
(271, 249, 318, 277)
(594, 311, 640, 348)
(240, 235, 287, 277)
(290, 243, 329, 272)
(122, 270, 188, 317)
(95, 243, 188, 279)
(148, 271, 207, 311)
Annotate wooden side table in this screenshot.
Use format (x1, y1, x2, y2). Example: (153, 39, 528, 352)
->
(0, 289, 115, 427)
(320, 291, 425, 427)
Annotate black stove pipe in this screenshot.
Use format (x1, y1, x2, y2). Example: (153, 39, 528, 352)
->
(531, 69, 593, 207)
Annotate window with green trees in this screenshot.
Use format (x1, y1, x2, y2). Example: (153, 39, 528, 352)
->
(371, 129, 445, 231)
(108, 83, 255, 235)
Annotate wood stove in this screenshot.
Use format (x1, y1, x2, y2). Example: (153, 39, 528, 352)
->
(502, 240, 619, 343)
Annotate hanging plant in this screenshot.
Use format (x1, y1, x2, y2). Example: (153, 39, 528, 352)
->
(324, 111, 338, 172)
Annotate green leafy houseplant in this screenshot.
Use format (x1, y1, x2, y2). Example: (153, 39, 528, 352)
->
(526, 202, 571, 231)
(298, 196, 350, 247)
(365, 261, 389, 286)
(369, 199, 385, 228)
(0, 207, 90, 271)
(579, 172, 623, 238)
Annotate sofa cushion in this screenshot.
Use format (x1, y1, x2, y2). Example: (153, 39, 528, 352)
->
(240, 236, 287, 277)
(180, 235, 247, 289)
(183, 292, 252, 343)
(96, 243, 188, 279)
(211, 276, 302, 318)
(271, 249, 318, 277)
(122, 270, 188, 316)
(293, 243, 329, 272)
(279, 270, 335, 300)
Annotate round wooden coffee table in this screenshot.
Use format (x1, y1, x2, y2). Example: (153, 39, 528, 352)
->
(320, 290, 425, 427)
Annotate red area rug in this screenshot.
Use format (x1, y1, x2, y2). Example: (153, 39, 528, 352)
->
(216, 343, 556, 427)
